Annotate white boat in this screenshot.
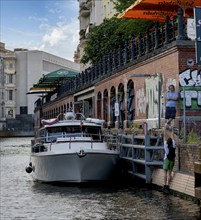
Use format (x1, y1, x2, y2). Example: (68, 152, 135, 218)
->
(26, 112, 120, 183)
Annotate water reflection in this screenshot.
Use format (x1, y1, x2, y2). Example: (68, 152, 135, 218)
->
(0, 138, 200, 220)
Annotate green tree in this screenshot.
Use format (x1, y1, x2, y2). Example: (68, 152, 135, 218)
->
(113, 0, 136, 13)
(81, 0, 155, 65)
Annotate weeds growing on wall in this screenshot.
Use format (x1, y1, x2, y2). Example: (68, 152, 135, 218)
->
(187, 130, 201, 144)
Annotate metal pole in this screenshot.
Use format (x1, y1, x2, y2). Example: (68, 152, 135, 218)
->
(157, 74, 161, 129)
(183, 86, 186, 143)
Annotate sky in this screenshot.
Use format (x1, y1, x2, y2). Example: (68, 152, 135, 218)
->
(1, 0, 79, 61)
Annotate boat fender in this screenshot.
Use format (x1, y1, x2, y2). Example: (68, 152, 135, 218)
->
(25, 162, 33, 173)
(78, 149, 86, 158)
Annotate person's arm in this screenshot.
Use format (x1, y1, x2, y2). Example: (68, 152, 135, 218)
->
(171, 128, 176, 148)
(164, 126, 167, 141)
(171, 127, 174, 139)
(166, 91, 179, 101)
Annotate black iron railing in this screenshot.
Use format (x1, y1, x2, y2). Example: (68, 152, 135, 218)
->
(40, 9, 189, 107)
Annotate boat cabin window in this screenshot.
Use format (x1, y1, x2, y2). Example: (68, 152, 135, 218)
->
(46, 125, 102, 142)
(83, 126, 101, 141)
(46, 127, 63, 142)
(37, 129, 45, 143)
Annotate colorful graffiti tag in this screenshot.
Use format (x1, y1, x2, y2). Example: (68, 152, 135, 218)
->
(179, 69, 201, 109)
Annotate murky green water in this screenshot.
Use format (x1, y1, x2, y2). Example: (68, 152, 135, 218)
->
(0, 137, 200, 220)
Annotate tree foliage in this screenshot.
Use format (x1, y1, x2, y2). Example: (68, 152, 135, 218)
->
(81, 0, 155, 65)
(113, 0, 136, 13)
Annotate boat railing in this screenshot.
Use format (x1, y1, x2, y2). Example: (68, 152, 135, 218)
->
(104, 134, 120, 151)
(34, 133, 120, 151)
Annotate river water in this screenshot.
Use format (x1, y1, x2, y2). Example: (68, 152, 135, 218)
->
(0, 137, 200, 220)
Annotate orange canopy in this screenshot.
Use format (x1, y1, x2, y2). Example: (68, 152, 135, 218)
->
(118, 0, 201, 22)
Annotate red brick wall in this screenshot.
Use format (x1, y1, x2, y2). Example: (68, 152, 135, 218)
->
(178, 144, 201, 175)
(39, 41, 201, 127)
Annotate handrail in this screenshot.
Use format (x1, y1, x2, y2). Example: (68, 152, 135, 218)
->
(34, 133, 120, 151)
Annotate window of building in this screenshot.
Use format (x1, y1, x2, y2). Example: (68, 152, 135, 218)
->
(8, 74, 13, 83)
(8, 109, 13, 117)
(9, 62, 13, 69)
(8, 90, 13, 100)
(5, 61, 13, 70)
(20, 106, 28, 114)
(1, 91, 4, 100)
(1, 106, 4, 118)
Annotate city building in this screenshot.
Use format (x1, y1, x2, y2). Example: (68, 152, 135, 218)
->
(77, 0, 117, 70)
(0, 42, 80, 133)
(0, 42, 16, 130)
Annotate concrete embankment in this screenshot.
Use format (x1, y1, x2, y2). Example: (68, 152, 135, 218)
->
(0, 131, 34, 137)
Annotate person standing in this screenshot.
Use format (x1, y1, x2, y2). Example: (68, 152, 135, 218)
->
(163, 127, 176, 190)
(165, 84, 179, 128)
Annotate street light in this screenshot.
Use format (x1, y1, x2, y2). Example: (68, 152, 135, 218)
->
(130, 73, 162, 129)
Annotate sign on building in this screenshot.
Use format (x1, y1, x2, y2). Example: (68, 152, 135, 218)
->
(187, 18, 196, 40)
(194, 7, 201, 65)
(114, 102, 119, 116)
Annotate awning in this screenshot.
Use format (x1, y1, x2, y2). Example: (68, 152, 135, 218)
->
(30, 68, 80, 92)
(118, 0, 201, 22)
(26, 88, 55, 95)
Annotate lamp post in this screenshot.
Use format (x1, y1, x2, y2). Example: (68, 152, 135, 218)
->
(130, 73, 162, 129)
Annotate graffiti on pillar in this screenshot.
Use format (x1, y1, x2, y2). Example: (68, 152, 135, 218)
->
(118, 84, 125, 127)
(127, 86, 135, 121)
(119, 92, 124, 126)
(136, 88, 146, 116)
(110, 95, 116, 124)
(179, 68, 201, 109)
(145, 77, 160, 119)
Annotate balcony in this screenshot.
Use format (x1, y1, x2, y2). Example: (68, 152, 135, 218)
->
(86, 0, 92, 8)
(80, 3, 90, 17)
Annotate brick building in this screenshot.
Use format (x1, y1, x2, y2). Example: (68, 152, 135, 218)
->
(33, 15, 201, 137)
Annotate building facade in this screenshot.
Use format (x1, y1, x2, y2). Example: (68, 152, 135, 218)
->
(0, 42, 16, 130)
(0, 43, 80, 132)
(34, 16, 201, 136)
(77, 0, 117, 70)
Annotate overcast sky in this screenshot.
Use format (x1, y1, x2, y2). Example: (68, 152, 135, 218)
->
(1, 0, 79, 61)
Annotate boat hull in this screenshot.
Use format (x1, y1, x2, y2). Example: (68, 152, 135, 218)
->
(31, 151, 119, 183)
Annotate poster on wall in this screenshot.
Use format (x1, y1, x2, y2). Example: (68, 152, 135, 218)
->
(115, 102, 119, 116)
(187, 18, 196, 40)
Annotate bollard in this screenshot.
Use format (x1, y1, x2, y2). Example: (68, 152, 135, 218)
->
(194, 148, 201, 199)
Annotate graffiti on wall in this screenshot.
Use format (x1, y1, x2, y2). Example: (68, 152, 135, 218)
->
(127, 87, 135, 121)
(136, 88, 146, 116)
(179, 69, 201, 109)
(166, 78, 176, 90)
(145, 77, 160, 119)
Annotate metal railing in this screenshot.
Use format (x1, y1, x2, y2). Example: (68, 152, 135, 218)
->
(39, 17, 180, 107)
(119, 133, 164, 183)
(32, 133, 120, 152)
